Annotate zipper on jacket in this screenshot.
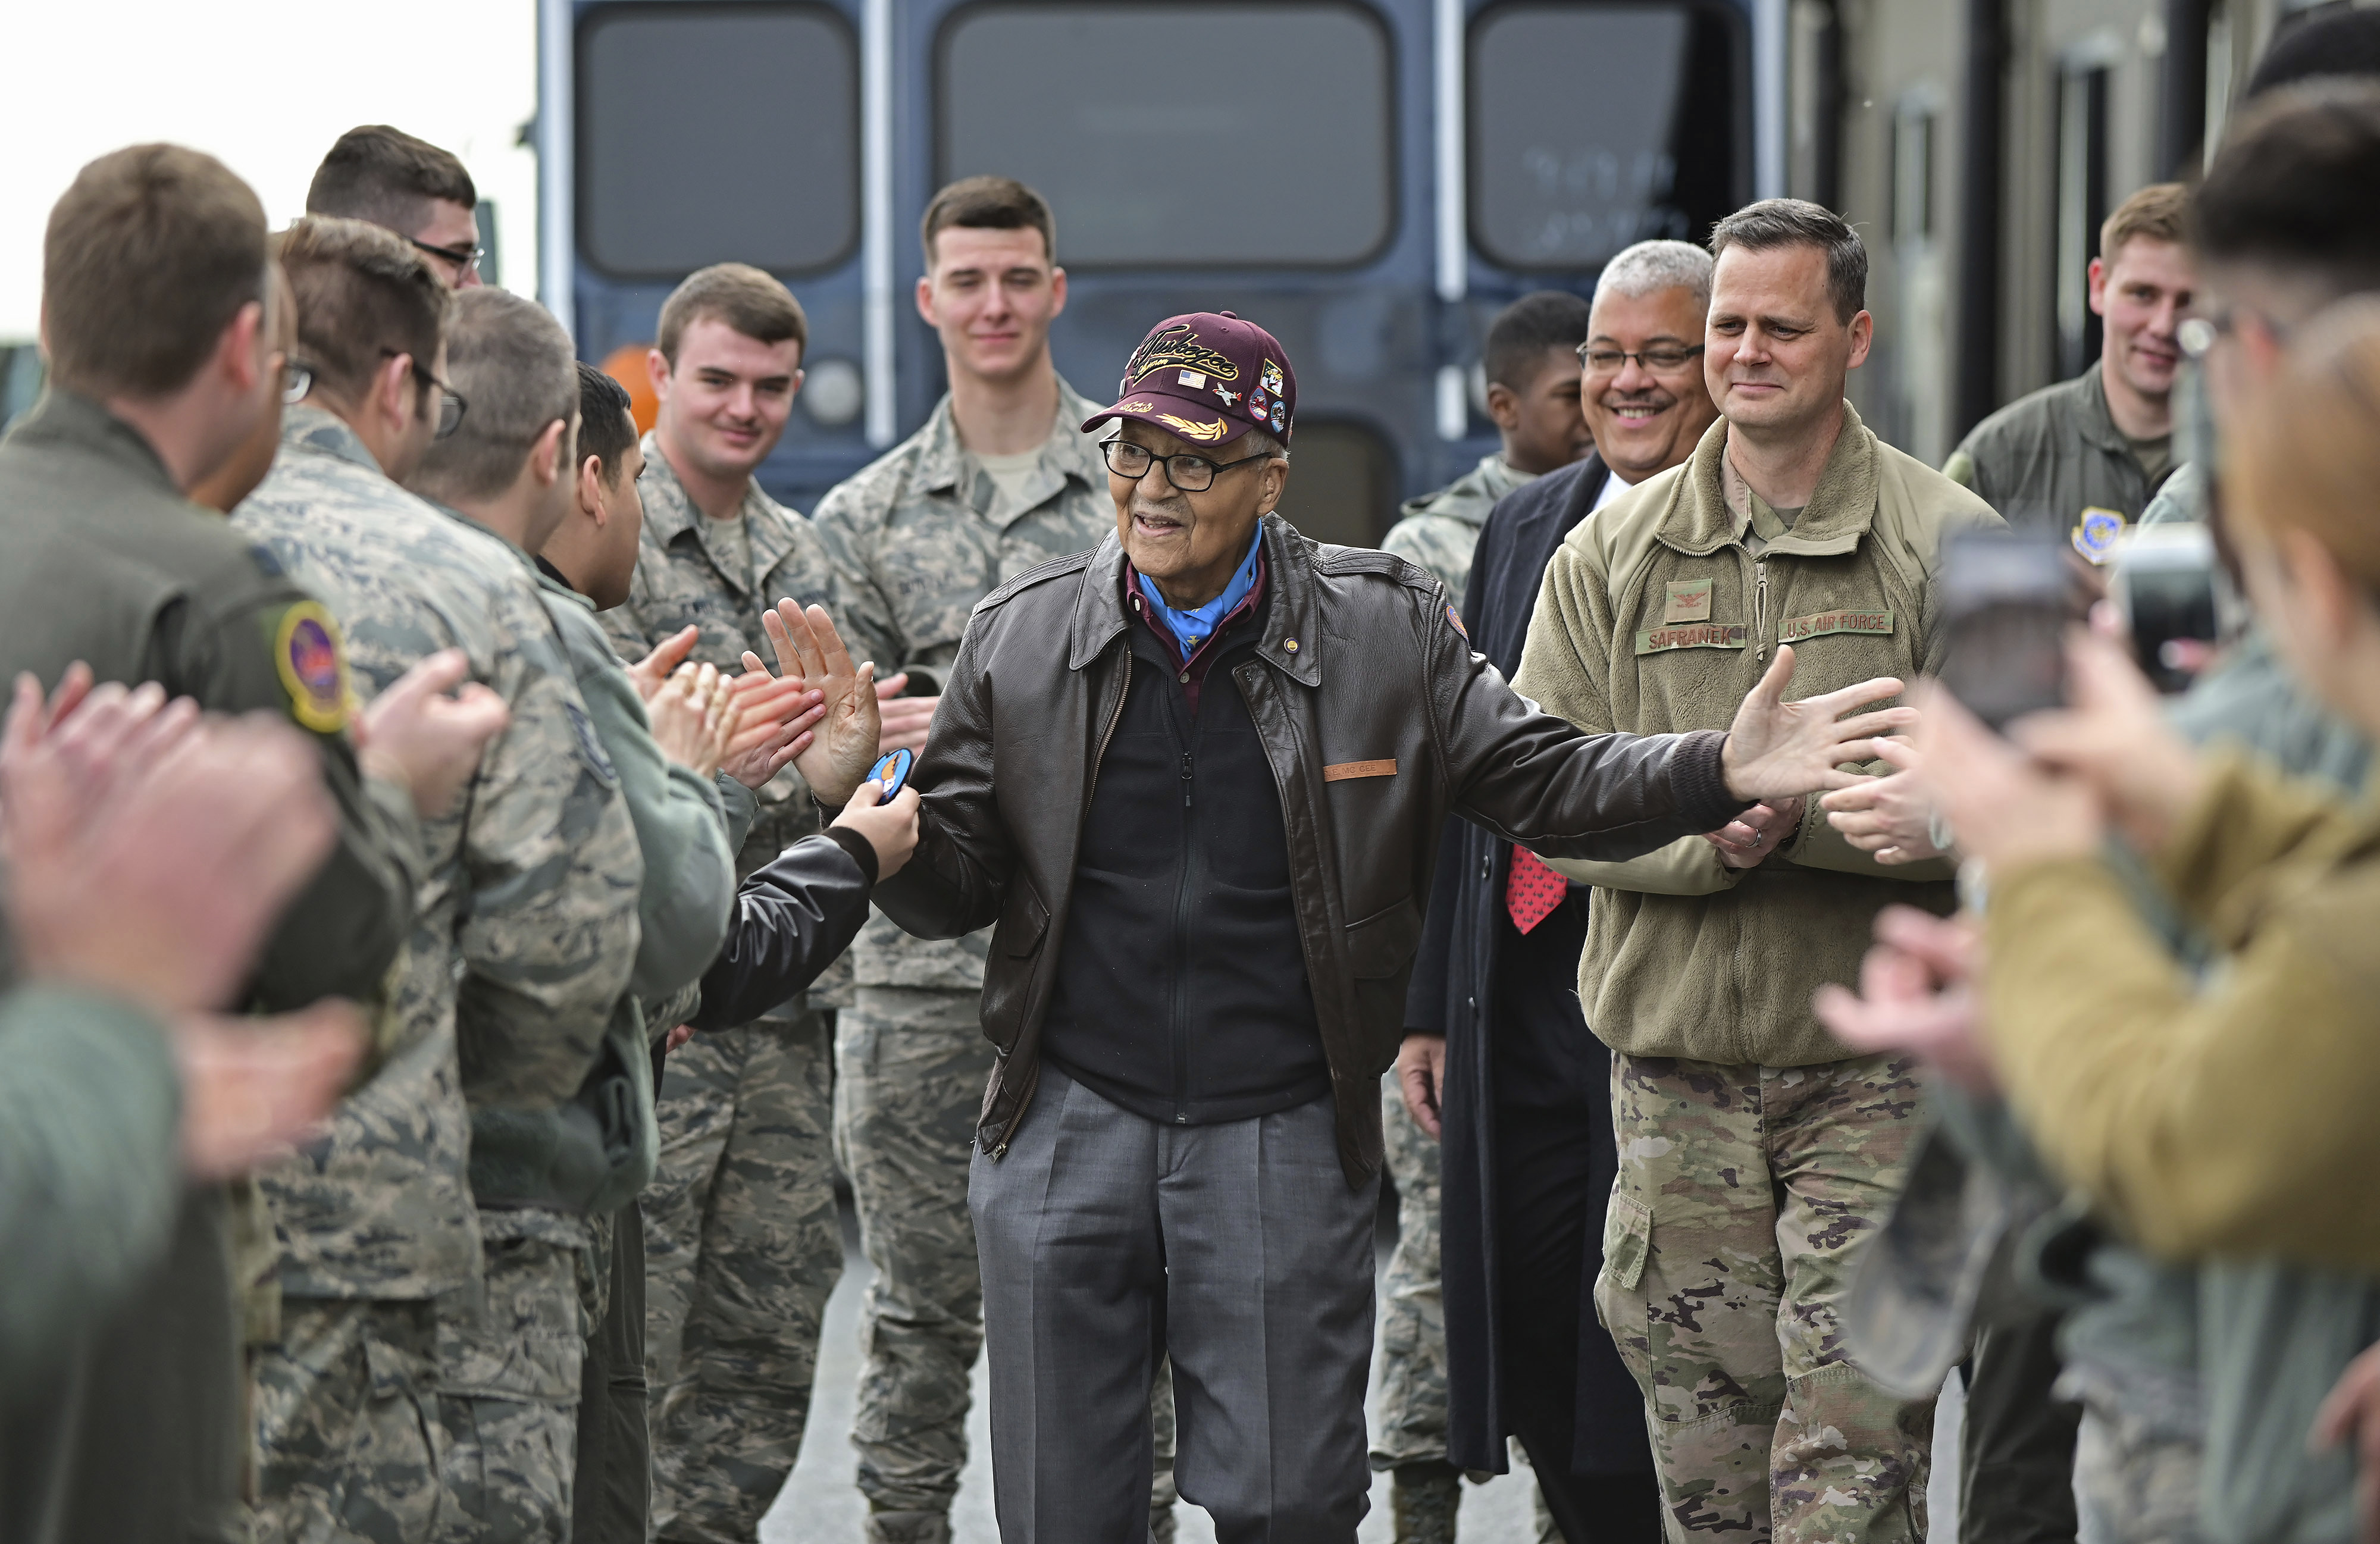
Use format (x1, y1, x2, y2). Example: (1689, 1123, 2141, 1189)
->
(1754, 556, 1771, 663)
(1180, 752, 1194, 807)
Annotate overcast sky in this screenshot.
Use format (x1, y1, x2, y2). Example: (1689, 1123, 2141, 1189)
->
(0, 2, 541, 338)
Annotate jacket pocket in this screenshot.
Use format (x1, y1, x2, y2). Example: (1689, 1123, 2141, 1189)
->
(981, 881, 1050, 1053)
(1344, 895, 1423, 978)
(1345, 897, 1423, 1066)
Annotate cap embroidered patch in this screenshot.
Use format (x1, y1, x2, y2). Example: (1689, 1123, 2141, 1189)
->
(274, 602, 349, 733)
(1177, 369, 1208, 389)
(1125, 324, 1239, 386)
(1269, 399, 1286, 433)
(1214, 385, 1242, 406)
(1260, 358, 1285, 395)
(1155, 412, 1227, 441)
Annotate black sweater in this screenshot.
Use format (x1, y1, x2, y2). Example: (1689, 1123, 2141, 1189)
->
(1038, 578, 1329, 1125)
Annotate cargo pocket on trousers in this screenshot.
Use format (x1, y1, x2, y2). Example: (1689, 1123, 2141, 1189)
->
(1594, 1191, 1655, 1385)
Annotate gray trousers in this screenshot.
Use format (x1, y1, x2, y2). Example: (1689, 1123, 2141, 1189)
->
(970, 1065, 1379, 1544)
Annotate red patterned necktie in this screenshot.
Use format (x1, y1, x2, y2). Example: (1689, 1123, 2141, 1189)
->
(1505, 845, 1567, 934)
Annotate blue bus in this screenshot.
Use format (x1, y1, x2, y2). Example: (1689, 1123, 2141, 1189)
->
(537, 0, 1777, 546)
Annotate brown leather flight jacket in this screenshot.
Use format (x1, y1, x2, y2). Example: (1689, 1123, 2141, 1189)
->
(873, 513, 1749, 1185)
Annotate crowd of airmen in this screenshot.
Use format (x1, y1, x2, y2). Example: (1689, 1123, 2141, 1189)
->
(13, 11, 2380, 1542)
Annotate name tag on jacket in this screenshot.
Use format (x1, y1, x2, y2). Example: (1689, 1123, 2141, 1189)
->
(1635, 622, 1749, 654)
(1777, 609, 1896, 643)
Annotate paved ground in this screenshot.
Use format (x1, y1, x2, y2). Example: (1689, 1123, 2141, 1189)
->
(761, 1192, 1967, 1543)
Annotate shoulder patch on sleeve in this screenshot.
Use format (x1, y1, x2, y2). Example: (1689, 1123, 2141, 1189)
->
(1444, 603, 1469, 641)
(273, 601, 350, 734)
(563, 699, 619, 785)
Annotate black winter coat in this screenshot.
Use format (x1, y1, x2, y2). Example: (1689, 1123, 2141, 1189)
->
(1405, 453, 1652, 1475)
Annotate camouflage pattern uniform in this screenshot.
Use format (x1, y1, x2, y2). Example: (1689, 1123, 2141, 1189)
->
(1371, 456, 1536, 1543)
(599, 434, 844, 1542)
(233, 406, 641, 1543)
(812, 379, 1172, 1544)
(1596, 1053, 1931, 1543)
(1376, 453, 1533, 610)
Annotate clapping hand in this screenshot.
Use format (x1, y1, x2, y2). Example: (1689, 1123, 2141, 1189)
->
(646, 660, 741, 780)
(1812, 906, 1996, 1092)
(355, 649, 510, 818)
(1719, 645, 1918, 801)
(751, 600, 881, 806)
(1820, 737, 1946, 865)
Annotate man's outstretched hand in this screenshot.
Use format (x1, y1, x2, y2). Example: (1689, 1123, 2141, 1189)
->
(757, 600, 880, 806)
(1720, 644, 1916, 802)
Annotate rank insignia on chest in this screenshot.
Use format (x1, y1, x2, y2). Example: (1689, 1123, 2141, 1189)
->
(1662, 579, 1713, 624)
(2072, 507, 2127, 566)
(1778, 608, 1896, 643)
(275, 602, 350, 733)
(1634, 622, 1749, 654)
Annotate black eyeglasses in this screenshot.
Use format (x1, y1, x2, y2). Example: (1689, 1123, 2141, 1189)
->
(410, 236, 484, 277)
(380, 349, 468, 439)
(1576, 342, 1706, 374)
(1100, 439, 1274, 493)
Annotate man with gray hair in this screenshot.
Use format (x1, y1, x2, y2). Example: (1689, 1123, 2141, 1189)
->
(406, 286, 654, 1540)
(1399, 237, 1715, 1543)
(1508, 202, 1999, 1539)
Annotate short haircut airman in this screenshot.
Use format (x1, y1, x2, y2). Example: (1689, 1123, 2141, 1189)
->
(654, 263, 808, 368)
(412, 288, 578, 503)
(920, 176, 1057, 266)
(578, 361, 638, 484)
(307, 126, 478, 235)
(43, 144, 269, 398)
(2100, 183, 2188, 265)
(275, 216, 452, 410)
(1708, 198, 1868, 324)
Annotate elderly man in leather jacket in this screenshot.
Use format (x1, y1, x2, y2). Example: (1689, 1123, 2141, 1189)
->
(780, 309, 1914, 1544)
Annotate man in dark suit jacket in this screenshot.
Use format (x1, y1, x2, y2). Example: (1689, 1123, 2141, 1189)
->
(1398, 239, 1722, 1543)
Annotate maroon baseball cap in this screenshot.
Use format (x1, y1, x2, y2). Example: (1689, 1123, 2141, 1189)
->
(1081, 311, 1297, 449)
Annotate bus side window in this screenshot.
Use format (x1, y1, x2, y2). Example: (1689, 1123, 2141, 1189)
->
(937, 2, 1395, 269)
(1277, 420, 1400, 551)
(578, 4, 860, 278)
(1469, 1, 1750, 269)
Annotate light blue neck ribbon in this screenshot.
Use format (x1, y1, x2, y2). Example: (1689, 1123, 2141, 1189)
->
(1138, 522, 1264, 659)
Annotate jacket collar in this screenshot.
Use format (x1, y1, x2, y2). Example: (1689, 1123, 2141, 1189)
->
(1068, 512, 1323, 688)
(1660, 402, 1880, 559)
(912, 376, 1107, 527)
(2069, 367, 2132, 457)
(12, 389, 184, 497)
(280, 402, 386, 474)
(638, 431, 796, 599)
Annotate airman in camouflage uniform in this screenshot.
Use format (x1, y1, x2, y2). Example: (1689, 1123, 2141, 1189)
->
(813, 374, 1132, 1544)
(1377, 453, 1535, 611)
(235, 400, 643, 1544)
(1596, 1053, 1931, 1540)
(599, 431, 844, 1542)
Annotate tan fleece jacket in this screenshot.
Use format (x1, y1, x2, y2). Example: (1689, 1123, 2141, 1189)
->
(1986, 756, 2380, 1272)
(1510, 405, 2002, 1066)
